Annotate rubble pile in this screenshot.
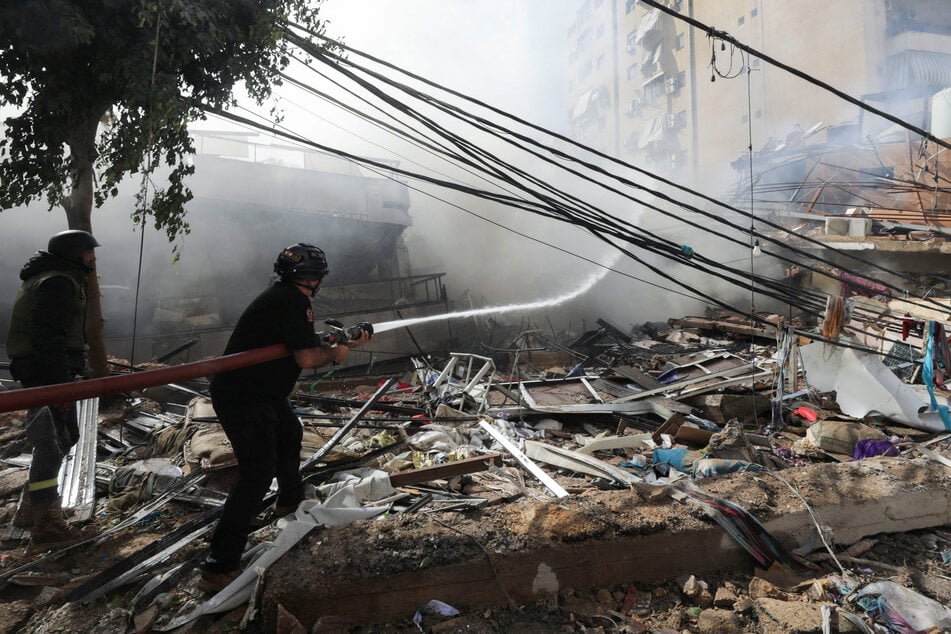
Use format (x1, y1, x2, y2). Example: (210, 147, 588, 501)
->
(0, 309, 949, 633)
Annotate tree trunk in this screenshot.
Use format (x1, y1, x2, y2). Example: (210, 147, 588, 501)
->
(65, 113, 109, 379)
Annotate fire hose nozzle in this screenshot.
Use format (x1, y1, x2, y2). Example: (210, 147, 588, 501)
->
(316, 320, 373, 347)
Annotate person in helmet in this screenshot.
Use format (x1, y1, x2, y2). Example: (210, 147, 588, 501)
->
(198, 243, 370, 593)
(5, 229, 100, 548)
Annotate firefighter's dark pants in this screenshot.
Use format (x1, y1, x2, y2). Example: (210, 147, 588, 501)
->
(25, 404, 79, 503)
(203, 396, 304, 572)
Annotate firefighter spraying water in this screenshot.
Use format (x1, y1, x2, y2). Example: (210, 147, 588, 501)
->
(0, 255, 613, 414)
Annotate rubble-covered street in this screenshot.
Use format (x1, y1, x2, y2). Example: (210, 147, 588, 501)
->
(1, 309, 950, 633)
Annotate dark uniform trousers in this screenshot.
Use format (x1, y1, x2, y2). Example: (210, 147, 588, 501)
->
(17, 371, 80, 503)
(205, 396, 305, 571)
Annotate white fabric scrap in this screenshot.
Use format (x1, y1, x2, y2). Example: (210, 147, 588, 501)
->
(159, 470, 395, 630)
(800, 340, 950, 432)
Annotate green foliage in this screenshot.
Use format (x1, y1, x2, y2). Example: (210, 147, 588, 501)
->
(0, 0, 333, 242)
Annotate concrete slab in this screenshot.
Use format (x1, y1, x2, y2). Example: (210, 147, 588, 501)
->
(261, 457, 951, 629)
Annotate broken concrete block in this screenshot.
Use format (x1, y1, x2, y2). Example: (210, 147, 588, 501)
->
(733, 596, 753, 614)
(748, 577, 791, 601)
(713, 585, 737, 608)
(596, 587, 613, 605)
(845, 539, 875, 557)
(682, 575, 700, 598)
(133, 605, 160, 634)
(698, 608, 742, 634)
(706, 419, 754, 461)
(682, 393, 771, 426)
(753, 598, 859, 634)
(696, 588, 714, 608)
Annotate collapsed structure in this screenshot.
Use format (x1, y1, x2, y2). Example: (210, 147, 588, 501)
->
(0, 293, 948, 632)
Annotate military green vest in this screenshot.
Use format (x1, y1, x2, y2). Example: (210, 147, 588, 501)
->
(5, 269, 87, 359)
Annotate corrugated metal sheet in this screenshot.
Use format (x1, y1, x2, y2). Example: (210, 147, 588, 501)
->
(888, 50, 951, 87)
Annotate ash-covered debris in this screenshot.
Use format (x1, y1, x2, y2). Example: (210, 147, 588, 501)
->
(0, 307, 949, 633)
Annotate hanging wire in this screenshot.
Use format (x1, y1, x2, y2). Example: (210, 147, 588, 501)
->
(288, 26, 947, 313)
(192, 24, 941, 364)
(710, 36, 744, 81)
(129, 2, 162, 376)
(219, 74, 888, 356)
(744, 51, 760, 427)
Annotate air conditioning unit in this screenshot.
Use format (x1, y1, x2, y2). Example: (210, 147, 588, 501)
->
(664, 78, 676, 94)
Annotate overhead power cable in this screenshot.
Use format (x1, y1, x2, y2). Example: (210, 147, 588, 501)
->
(198, 28, 938, 359)
(224, 102, 712, 306)
(294, 43, 951, 335)
(205, 100, 904, 351)
(284, 24, 947, 315)
(203, 104, 914, 359)
(282, 28, 944, 330)
(283, 50, 842, 319)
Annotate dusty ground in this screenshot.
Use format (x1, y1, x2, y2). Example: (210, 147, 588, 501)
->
(258, 458, 951, 632)
(1, 364, 949, 633)
(1, 454, 950, 633)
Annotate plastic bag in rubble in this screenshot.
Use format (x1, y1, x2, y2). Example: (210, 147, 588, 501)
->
(407, 425, 466, 453)
(413, 599, 459, 627)
(853, 580, 951, 632)
(693, 458, 765, 478)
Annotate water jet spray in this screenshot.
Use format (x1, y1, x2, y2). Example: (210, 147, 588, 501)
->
(373, 255, 616, 334)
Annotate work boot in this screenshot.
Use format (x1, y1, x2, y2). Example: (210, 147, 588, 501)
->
(272, 499, 302, 517)
(29, 497, 91, 550)
(196, 567, 242, 594)
(11, 484, 33, 529)
(249, 499, 301, 530)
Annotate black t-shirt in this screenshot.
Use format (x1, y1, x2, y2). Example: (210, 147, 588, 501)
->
(209, 281, 318, 400)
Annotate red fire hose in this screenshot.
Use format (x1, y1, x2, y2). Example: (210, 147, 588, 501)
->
(0, 343, 289, 413)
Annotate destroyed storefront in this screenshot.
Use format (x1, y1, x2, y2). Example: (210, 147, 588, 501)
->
(0, 299, 949, 632)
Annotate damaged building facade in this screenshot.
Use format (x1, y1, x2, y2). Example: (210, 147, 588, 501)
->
(567, 0, 951, 189)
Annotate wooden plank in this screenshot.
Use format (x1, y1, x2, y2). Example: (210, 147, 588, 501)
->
(388, 453, 502, 487)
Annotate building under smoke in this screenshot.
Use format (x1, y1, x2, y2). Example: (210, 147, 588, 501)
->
(565, 0, 951, 191)
(1, 130, 456, 366)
